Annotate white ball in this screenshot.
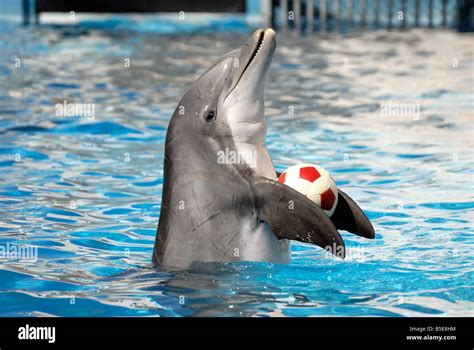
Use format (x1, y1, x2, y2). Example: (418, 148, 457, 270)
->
(278, 163, 338, 217)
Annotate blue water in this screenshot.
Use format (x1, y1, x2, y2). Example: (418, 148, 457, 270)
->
(0, 20, 473, 317)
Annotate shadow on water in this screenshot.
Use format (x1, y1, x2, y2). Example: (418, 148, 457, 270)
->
(106, 262, 286, 317)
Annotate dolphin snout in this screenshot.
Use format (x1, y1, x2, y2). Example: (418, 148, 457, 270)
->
(225, 28, 276, 103)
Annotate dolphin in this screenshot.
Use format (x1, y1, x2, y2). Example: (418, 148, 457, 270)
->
(153, 28, 374, 268)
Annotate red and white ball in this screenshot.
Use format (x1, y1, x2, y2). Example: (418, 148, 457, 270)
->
(278, 164, 338, 217)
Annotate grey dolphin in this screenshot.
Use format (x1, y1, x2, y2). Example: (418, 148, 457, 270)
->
(153, 28, 374, 268)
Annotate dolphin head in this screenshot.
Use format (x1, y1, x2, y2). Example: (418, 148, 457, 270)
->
(167, 28, 276, 161)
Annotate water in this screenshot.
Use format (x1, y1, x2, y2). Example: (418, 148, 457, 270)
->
(0, 21, 473, 317)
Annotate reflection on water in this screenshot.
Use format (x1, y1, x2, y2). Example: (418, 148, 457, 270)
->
(0, 22, 473, 316)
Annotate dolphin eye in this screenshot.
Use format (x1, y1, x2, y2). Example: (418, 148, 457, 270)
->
(205, 110, 216, 122)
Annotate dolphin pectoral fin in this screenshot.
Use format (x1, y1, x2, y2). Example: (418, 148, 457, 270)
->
(331, 190, 375, 239)
(252, 177, 345, 259)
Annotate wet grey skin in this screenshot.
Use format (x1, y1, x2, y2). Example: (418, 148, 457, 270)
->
(153, 28, 375, 268)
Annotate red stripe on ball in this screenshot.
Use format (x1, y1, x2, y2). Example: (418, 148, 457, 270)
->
(299, 166, 321, 182)
(320, 188, 336, 211)
(278, 172, 286, 184)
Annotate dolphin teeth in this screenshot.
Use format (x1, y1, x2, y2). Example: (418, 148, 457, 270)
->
(251, 34, 265, 61)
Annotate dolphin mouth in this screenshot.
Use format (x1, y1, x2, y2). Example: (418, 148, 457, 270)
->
(243, 30, 265, 76)
(225, 28, 276, 100)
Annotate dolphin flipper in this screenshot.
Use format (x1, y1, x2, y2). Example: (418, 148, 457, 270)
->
(275, 171, 374, 239)
(252, 177, 346, 258)
(330, 190, 375, 239)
